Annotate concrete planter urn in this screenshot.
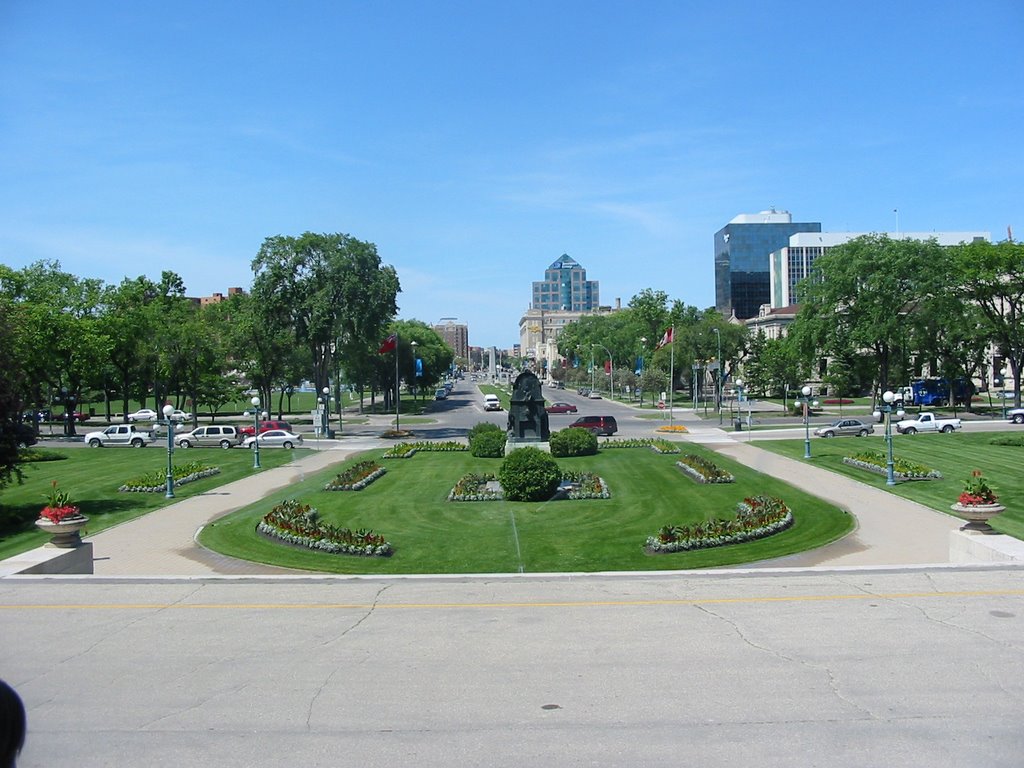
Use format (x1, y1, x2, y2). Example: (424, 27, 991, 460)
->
(949, 502, 1005, 534)
(35, 513, 89, 548)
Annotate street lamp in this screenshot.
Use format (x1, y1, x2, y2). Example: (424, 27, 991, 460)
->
(250, 395, 261, 469)
(638, 337, 647, 404)
(161, 404, 175, 498)
(712, 328, 722, 425)
(410, 340, 419, 404)
(321, 386, 336, 439)
(796, 385, 819, 459)
(592, 343, 613, 399)
(873, 390, 907, 486)
(1001, 367, 1009, 419)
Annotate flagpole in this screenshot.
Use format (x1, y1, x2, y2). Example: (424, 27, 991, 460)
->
(668, 326, 675, 426)
(394, 332, 400, 432)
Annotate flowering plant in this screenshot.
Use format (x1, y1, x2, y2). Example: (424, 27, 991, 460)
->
(958, 470, 998, 506)
(39, 480, 83, 523)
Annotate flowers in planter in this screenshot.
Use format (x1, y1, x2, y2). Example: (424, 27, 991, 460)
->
(119, 463, 220, 493)
(39, 480, 82, 523)
(676, 454, 734, 484)
(259, 499, 392, 556)
(842, 452, 942, 480)
(325, 461, 386, 491)
(646, 495, 793, 553)
(958, 470, 998, 506)
(448, 473, 503, 501)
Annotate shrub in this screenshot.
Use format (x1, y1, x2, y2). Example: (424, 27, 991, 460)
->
(990, 435, 1024, 447)
(498, 447, 561, 502)
(550, 427, 598, 457)
(468, 421, 502, 444)
(470, 429, 506, 458)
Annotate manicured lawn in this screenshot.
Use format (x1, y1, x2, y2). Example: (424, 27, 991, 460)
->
(755, 433, 1024, 539)
(198, 445, 853, 574)
(0, 447, 305, 560)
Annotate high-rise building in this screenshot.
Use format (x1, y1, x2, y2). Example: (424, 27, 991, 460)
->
(531, 254, 599, 312)
(433, 318, 469, 359)
(714, 210, 820, 320)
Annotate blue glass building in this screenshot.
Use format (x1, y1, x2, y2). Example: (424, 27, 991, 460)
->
(714, 210, 821, 320)
(531, 254, 599, 311)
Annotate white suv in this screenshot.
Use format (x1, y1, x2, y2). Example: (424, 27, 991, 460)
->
(176, 425, 242, 449)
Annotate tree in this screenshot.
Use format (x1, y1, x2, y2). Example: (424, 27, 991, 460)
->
(951, 240, 1024, 408)
(791, 235, 949, 395)
(0, 298, 28, 490)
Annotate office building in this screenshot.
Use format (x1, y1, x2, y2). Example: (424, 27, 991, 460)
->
(714, 210, 821, 320)
(531, 254, 600, 312)
(433, 318, 469, 359)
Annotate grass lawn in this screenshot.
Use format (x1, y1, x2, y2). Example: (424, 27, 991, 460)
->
(755, 433, 1024, 539)
(0, 447, 305, 560)
(198, 444, 853, 574)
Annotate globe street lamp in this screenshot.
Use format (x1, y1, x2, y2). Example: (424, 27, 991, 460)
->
(322, 386, 335, 439)
(161, 403, 175, 498)
(873, 390, 906, 486)
(712, 327, 723, 425)
(638, 337, 647, 404)
(250, 395, 261, 469)
(796, 385, 819, 459)
(735, 378, 750, 437)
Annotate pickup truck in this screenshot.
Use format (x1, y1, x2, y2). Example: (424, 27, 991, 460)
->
(894, 413, 962, 435)
(84, 424, 153, 448)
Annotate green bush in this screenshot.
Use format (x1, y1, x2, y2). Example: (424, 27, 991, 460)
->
(470, 429, 507, 458)
(468, 421, 502, 445)
(550, 427, 598, 457)
(498, 447, 561, 502)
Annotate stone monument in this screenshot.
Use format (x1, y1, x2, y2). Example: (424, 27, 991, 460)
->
(506, 370, 550, 451)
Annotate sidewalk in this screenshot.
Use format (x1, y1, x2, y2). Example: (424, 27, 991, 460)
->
(86, 445, 369, 576)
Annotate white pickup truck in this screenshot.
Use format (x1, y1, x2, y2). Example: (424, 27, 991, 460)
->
(84, 424, 153, 448)
(894, 413, 962, 435)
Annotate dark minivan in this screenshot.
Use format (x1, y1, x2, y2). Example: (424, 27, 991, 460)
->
(568, 415, 618, 435)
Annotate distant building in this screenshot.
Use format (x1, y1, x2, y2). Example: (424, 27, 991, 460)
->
(198, 287, 246, 307)
(433, 318, 469, 359)
(715, 210, 821, 320)
(531, 254, 600, 312)
(769, 231, 991, 308)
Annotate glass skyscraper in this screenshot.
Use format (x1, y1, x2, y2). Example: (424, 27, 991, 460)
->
(714, 210, 821, 320)
(531, 254, 599, 311)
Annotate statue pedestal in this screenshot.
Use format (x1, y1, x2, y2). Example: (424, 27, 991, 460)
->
(505, 440, 550, 456)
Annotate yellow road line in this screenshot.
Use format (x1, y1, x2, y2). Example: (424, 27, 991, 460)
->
(2, 589, 1023, 611)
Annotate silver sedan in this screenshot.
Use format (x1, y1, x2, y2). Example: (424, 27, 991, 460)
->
(814, 418, 875, 438)
(241, 429, 304, 449)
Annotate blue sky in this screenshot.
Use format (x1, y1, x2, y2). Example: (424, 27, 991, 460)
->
(2, 1, 1021, 347)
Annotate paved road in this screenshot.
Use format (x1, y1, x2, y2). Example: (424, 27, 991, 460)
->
(3, 568, 1023, 767)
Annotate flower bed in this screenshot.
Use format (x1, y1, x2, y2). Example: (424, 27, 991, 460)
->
(822, 398, 854, 405)
(646, 496, 793, 553)
(382, 441, 468, 458)
(448, 473, 503, 501)
(325, 460, 386, 491)
(119, 462, 221, 492)
(842, 452, 942, 480)
(258, 499, 392, 556)
(676, 454, 734, 484)
(560, 470, 610, 499)
(655, 425, 689, 433)
(600, 438, 679, 454)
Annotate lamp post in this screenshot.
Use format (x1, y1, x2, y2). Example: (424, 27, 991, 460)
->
(712, 327, 722, 425)
(1001, 367, 1009, 419)
(873, 390, 906, 486)
(797, 385, 819, 459)
(161, 404, 175, 498)
(638, 337, 647, 404)
(592, 343, 613, 399)
(250, 395, 261, 469)
(322, 386, 335, 438)
(735, 378, 745, 433)
(410, 340, 419, 405)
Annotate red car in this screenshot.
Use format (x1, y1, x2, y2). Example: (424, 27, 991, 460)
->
(238, 420, 294, 438)
(545, 402, 578, 414)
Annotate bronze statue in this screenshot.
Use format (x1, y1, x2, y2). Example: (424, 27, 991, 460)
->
(507, 370, 550, 442)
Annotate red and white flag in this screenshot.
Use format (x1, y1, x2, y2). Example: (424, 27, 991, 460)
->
(655, 327, 673, 350)
(377, 333, 397, 354)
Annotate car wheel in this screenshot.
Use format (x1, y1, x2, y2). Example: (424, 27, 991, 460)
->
(178, 440, 191, 448)
(941, 425, 954, 433)
(823, 431, 835, 438)
(904, 427, 917, 435)
(88, 438, 102, 448)
(858, 429, 869, 437)
(131, 438, 144, 448)
(220, 440, 232, 449)
(282, 441, 293, 449)
(1013, 414, 1024, 425)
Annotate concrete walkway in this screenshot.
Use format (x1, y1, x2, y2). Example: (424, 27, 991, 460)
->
(87, 444, 370, 576)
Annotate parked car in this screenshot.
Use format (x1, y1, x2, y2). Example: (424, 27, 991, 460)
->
(238, 420, 294, 437)
(242, 429, 303, 449)
(483, 394, 502, 411)
(568, 415, 618, 435)
(176, 425, 242, 449)
(57, 411, 89, 423)
(813, 419, 875, 438)
(169, 409, 192, 421)
(545, 402, 578, 414)
(126, 408, 160, 422)
(84, 424, 152, 448)
(588, 391, 602, 399)
(1008, 407, 1024, 425)
(435, 389, 448, 400)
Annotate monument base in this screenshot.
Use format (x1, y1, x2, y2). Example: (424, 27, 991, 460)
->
(505, 440, 551, 456)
